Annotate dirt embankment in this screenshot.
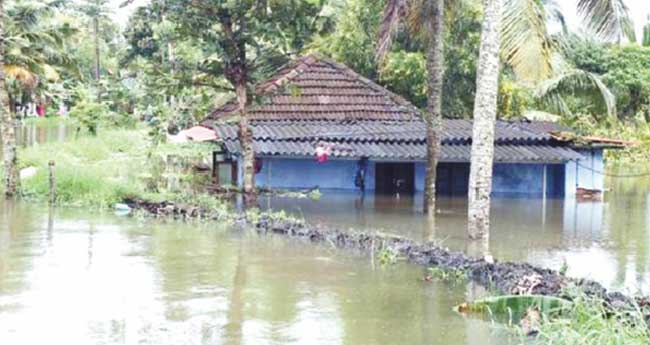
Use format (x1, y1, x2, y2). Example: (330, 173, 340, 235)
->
(128, 198, 649, 313)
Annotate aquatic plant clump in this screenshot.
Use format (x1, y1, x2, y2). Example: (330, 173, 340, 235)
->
(426, 266, 467, 283)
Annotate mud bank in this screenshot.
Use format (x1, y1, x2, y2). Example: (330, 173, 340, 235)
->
(127, 199, 649, 312)
(253, 216, 648, 308)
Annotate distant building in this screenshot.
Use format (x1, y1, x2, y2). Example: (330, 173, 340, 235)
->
(201, 55, 626, 198)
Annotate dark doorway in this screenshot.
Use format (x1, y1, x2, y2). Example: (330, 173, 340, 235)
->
(375, 163, 415, 195)
(436, 163, 470, 196)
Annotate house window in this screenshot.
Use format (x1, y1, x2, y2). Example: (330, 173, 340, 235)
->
(212, 150, 237, 186)
(218, 163, 235, 186)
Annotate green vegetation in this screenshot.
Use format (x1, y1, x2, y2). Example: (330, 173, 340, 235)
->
(562, 114, 650, 164)
(426, 266, 467, 283)
(19, 128, 148, 207)
(530, 293, 649, 345)
(18, 127, 217, 209)
(458, 290, 650, 345)
(457, 294, 572, 325)
(2, 0, 648, 167)
(377, 245, 401, 266)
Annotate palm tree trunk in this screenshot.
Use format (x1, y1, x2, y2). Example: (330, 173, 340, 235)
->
(467, 0, 503, 239)
(0, 0, 18, 198)
(93, 9, 101, 103)
(236, 81, 255, 196)
(644, 18, 650, 47)
(423, 0, 444, 216)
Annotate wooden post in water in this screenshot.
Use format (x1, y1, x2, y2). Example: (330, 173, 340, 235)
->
(48, 160, 56, 205)
(542, 164, 547, 228)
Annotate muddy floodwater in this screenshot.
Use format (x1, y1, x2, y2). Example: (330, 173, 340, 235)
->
(15, 120, 74, 147)
(1, 178, 649, 345)
(1, 121, 649, 344)
(266, 175, 650, 295)
(0, 203, 515, 344)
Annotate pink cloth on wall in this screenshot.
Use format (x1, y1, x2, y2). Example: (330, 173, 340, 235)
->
(36, 104, 45, 117)
(315, 145, 332, 163)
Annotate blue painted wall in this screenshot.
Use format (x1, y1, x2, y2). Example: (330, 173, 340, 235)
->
(492, 164, 566, 197)
(254, 158, 373, 190)
(564, 149, 604, 195)
(243, 156, 579, 197)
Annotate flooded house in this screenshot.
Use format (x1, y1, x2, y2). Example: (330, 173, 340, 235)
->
(201, 55, 623, 198)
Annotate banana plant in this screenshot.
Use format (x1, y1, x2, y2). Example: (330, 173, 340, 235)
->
(456, 294, 573, 324)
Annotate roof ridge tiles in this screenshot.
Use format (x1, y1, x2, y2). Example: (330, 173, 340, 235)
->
(204, 54, 422, 123)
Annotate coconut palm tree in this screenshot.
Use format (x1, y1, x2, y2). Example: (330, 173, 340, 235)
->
(0, 0, 76, 197)
(377, 0, 445, 216)
(503, 0, 635, 82)
(81, 0, 110, 102)
(5, 0, 76, 101)
(467, 0, 635, 239)
(466, 0, 503, 239)
(0, 0, 17, 197)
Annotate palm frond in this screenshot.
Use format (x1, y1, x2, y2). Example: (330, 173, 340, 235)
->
(6, 1, 56, 31)
(2, 0, 79, 94)
(376, 0, 407, 62)
(4, 65, 38, 87)
(545, 0, 567, 34)
(41, 64, 60, 81)
(502, 0, 556, 81)
(120, 0, 137, 8)
(405, 0, 442, 44)
(577, 0, 635, 42)
(445, 0, 468, 19)
(535, 69, 617, 119)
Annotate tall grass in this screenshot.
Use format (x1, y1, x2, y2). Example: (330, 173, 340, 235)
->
(19, 129, 150, 208)
(529, 293, 649, 345)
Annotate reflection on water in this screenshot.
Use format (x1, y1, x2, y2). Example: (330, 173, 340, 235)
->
(14, 121, 74, 147)
(0, 203, 513, 344)
(264, 175, 650, 294)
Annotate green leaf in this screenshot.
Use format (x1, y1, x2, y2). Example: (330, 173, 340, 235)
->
(455, 295, 573, 323)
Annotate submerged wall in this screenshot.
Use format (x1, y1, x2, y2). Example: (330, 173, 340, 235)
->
(492, 163, 566, 197)
(246, 157, 571, 197)
(253, 158, 376, 190)
(564, 149, 604, 195)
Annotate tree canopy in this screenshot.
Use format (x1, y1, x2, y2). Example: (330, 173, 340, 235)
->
(0, 0, 648, 128)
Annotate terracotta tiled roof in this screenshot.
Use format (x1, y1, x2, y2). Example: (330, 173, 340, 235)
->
(202, 54, 420, 124)
(204, 55, 587, 163)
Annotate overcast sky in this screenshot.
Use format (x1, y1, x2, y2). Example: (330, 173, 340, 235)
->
(110, 0, 650, 38)
(559, 0, 648, 40)
(107, 0, 148, 25)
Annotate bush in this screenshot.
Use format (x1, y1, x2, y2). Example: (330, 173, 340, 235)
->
(69, 100, 113, 135)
